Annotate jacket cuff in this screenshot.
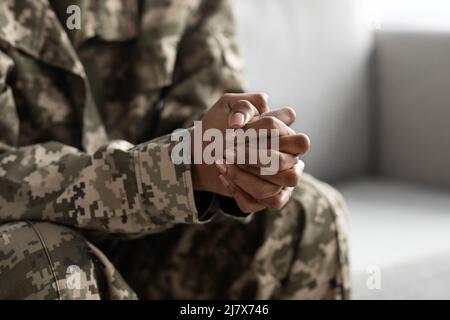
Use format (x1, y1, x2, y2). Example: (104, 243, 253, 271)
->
(194, 193, 254, 224)
(216, 195, 255, 223)
(133, 130, 200, 225)
(132, 129, 253, 226)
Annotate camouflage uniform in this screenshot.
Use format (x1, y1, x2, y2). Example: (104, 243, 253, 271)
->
(0, 0, 350, 299)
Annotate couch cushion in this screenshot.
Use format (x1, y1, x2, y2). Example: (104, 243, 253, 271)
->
(376, 32, 450, 189)
(337, 177, 450, 299)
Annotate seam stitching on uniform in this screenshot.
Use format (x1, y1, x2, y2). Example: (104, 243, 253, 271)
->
(180, 128, 199, 222)
(25, 221, 62, 300)
(182, 163, 198, 223)
(134, 148, 147, 217)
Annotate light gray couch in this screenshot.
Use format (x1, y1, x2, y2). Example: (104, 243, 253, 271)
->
(235, 0, 450, 299)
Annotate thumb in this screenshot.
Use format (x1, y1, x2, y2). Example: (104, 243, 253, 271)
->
(228, 100, 260, 129)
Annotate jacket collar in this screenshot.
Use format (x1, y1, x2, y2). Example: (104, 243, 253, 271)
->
(0, 0, 139, 76)
(0, 0, 85, 77)
(0, 0, 109, 152)
(49, 0, 139, 46)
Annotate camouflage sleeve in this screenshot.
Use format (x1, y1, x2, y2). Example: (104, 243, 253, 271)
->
(0, 137, 206, 236)
(0, 50, 207, 236)
(152, 0, 245, 137)
(0, 136, 209, 234)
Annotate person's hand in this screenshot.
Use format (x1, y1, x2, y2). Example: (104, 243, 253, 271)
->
(215, 113, 310, 213)
(191, 92, 310, 213)
(192, 93, 270, 195)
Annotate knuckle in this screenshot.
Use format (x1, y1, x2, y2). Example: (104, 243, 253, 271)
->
(268, 194, 285, 210)
(262, 116, 278, 128)
(284, 170, 300, 187)
(252, 93, 269, 112)
(254, 93, 266, 103)
(234, 99, 252, 111)
(239, 201, 254, 214)
(285, 107, 297, 122)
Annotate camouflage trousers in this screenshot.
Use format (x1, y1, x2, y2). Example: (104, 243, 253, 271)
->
(0, 174, 351, 300)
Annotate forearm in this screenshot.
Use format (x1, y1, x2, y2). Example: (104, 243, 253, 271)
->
(0, 132, 206, 236)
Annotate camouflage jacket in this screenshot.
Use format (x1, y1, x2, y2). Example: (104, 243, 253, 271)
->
(0, 0, 244, 236)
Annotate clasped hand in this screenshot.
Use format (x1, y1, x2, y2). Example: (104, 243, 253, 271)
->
(192, 93, 310, 213)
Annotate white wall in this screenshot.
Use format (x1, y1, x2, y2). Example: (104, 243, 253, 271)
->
(369, 0, 450, 31)
(235, 0, 374, 182)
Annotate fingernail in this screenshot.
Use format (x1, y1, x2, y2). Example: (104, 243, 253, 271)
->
(230, 112, 245, 128)
(219, 174, 230, 188)
(215, 161, 227, 174)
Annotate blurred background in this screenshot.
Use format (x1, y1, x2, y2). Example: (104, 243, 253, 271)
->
(234, 0, 450, 299)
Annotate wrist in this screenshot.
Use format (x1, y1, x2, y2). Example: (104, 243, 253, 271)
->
(190, 121, 229, 196)
(192, 163, 207, 191)
(192, 163, 224, 194)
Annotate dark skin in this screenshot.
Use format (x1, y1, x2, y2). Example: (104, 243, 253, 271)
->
(192, 93, 310, 213)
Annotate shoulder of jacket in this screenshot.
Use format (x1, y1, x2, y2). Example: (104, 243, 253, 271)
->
(0, 0, 50, 57)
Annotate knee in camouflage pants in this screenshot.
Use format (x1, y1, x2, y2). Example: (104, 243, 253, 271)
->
(0, 175, 351, 300)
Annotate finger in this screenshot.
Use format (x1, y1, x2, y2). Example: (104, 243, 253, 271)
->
(259, 107, 297, 126)
(259, 187, 294, 210)
(222, 92, 269, 114)
(279, 133, 311, 155)
(218, 174, 266, 213)
(243, 133, 310, 155)
(218, 163, 283, 199)
(227, 147, 299, 172)
(238, 161, 305, 188)
(228, 100, 260, 128)
(244, 115, 296, 136)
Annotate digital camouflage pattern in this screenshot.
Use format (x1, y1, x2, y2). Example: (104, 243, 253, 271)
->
(99, 175, 351, 299)
(0, 0, 350, 299)
(0, 221, 136, 299)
